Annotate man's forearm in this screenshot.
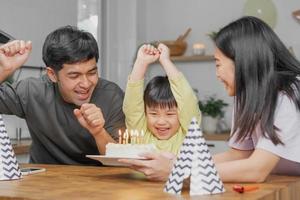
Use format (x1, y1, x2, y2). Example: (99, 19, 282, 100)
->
(93, 129, 116, 154)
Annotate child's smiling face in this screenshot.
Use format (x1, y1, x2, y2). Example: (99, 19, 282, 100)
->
(145, 105, 180, 140)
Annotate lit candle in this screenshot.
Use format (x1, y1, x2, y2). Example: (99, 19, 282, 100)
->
(134, 130, 139, 144)
(123, 129, 129, 144)
(130, 130, 135, 144)
(140, 130, 145, 144)
(126, 130, 129, 144)
(118, 129, 122, 144)
(136, 130, 140, 144)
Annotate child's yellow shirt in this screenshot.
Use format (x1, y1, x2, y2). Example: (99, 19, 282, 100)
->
(123, 73, 201, 155)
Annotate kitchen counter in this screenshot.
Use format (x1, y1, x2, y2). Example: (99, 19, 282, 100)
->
(1, 164, 299, 200)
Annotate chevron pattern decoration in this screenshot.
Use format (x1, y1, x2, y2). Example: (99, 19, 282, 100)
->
(164, 117, 225, 196)
(0, 115, 22, 180)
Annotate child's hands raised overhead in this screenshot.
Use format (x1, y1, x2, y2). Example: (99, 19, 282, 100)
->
(130, 44, 160, 81)
(157, 43, 180, 78)
(136, 44, 160, 66)
(157, 43, 170, 64)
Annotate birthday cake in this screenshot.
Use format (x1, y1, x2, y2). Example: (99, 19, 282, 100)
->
(105, 143, 157, 159)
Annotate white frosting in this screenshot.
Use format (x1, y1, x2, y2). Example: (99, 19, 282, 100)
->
(106, 143, 157, 158)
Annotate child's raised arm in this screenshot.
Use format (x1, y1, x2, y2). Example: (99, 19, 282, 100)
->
(157, 43, 180, 79)
(130, 44, 160, 81)
(158, 43, 201, 131)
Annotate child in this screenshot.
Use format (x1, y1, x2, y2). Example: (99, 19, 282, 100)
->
(122, 43, 201, 155)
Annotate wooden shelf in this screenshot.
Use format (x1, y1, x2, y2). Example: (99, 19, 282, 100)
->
(170, 55, 214, 62)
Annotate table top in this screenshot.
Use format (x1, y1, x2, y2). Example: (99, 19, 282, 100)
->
(1, 164, 300, 200)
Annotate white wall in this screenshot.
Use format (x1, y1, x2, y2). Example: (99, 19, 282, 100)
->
(129, 0, 300, 128)
(102, 0, 300, 129)
(0, 0, 78, 138)
(0, 0, 77, 67)
(101, 0, 139, 89)
(1, 0, 300, 136)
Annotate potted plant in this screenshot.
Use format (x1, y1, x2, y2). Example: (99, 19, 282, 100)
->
(207, 31, 218, 40)
(198, 96, 228, 134)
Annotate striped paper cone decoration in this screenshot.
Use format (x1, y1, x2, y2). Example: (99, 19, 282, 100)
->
(0, 115, 22, 180)
(164, 117, 225, 196)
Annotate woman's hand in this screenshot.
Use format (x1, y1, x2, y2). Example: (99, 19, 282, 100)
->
(119, 152, 176, 181)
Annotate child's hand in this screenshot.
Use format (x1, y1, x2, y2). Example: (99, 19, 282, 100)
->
(136, 44, 160, 66)
(130, 44, 159, 81)
(157, 43, 180, 78)
(157, 43, 170, 64)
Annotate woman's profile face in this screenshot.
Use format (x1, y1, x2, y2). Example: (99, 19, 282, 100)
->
(214, 47, 235, 96)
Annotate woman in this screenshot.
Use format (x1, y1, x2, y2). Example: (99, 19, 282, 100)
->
(212, 16, 300, 182)
(120, 16, 300, 182)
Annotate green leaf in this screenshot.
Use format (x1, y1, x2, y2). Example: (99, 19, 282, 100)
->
(198, 96, 228, 118)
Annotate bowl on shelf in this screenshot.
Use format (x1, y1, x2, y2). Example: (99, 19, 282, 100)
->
(157, 40, 187, 56)
(152, 28, 191, 56)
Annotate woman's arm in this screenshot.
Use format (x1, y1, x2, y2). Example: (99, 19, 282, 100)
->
(120, 147, 279, 182)
(119, 152, 176, 181)
(215, 148, 280, 182)
(213, 148, 253, 163)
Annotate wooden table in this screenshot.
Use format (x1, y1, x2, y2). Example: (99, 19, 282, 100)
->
(1, 164, 300, 200)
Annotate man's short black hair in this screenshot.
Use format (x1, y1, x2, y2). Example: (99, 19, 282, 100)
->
(144, 76, 177, 109)
(42, 25, 99, 71)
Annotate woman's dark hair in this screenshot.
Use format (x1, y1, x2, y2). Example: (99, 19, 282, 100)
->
(42, 25, 99, 71)
(214, 16, 300, 145)
(144, 76, 177, 109)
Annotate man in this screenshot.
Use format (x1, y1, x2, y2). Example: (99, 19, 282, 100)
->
(0, 26, 125, 165)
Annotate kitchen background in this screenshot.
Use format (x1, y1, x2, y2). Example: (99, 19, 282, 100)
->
(0, 0, 300, 145)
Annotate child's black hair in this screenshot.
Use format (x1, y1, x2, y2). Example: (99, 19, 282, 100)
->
(144, 76, 177, 109)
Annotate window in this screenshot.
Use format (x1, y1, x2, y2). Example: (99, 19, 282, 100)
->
(77, 0, 99, 41)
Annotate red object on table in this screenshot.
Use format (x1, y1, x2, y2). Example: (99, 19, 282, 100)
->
(233, 185, 259, 193)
